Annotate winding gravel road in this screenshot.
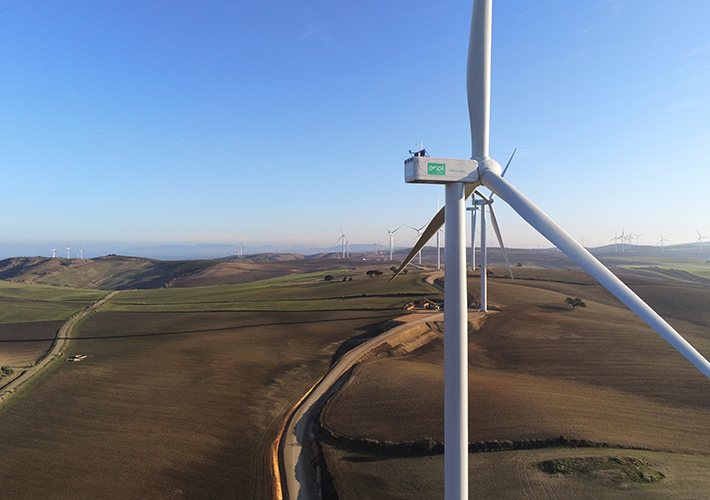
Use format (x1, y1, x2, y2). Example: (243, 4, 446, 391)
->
(280, 310, 443, 499)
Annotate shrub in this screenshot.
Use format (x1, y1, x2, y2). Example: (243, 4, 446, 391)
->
(1, 365, 14, 376)
(565, 297, 587, 310)
(324, 275, 335, 281)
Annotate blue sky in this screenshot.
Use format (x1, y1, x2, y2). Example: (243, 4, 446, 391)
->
(1, 1, 709, 258)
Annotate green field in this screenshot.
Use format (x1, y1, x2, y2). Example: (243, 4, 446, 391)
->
(103, 269, 437, 312)
(0, 280, 106, 323)
(0, 282, 107, 378)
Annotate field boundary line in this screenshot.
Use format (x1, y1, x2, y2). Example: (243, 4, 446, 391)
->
(0, 291, 119, 403)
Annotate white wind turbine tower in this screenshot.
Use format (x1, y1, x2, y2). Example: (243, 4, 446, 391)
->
(386, 226, 403, 261)
(66, 243, 71, 259)
(469, 188, 514, 312)
(334, 224, 347, 258)
(51, 245, 56, 259)
(79, 245, 84, 259)
(609, 230, 620, 253)
(437, 196, 442, 270)
(658, 233, 670, 253)
(406, 224, 427, 264)
(392, 2, 710, 498)
(696, 230, 708, 253)
(466, 202, 478, 271)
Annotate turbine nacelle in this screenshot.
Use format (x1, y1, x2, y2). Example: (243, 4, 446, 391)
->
(404, 155, 501, 185)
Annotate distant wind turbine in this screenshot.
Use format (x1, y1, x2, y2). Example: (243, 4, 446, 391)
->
(51, 245, 56, 259)
(386, 226, 403, 261)
(391, 2, 710, 498)
(334, 223, 347, 258)
(471, 189, 514, 312)
(406, 224, 427, 264)
(66, 243, 71, 259)
(466, 203, 479, 271)
(696, 230, 709, 253)
(658, 233, 670, 253)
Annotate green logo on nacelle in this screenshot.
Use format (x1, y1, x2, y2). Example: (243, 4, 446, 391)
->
(427, 163, 445, 175)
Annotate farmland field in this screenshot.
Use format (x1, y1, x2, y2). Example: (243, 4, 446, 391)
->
(323, 445, 710, 500)
(0, 282, 106, 387)
(321, 266, 710, 498)
(0, 267, 438, 499)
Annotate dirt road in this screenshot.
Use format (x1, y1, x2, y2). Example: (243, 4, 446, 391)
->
(280, 311, 443, 499)
(0, 291, 118, 402)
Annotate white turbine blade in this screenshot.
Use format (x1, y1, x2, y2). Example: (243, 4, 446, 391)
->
(391, 209, 444, 281)
(488, 205, 514, 281)
(501, 148, 516, 178)
(467, 0, 492, 159)
(392, 184, 480, 281)
(473, 188, 490, 203)
(480, 169, 710, 380)
(490, 149, 517, 202)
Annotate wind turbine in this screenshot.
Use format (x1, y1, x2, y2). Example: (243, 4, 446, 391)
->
(51, 245, 56, 259)
(386, 226, 403, 261)
(609, 230, 619, 253)
(437, 196, 442, 270)
(696, 230, 708, 253)
(466, 202, 478, 271)
(473, 189, 514, 312)
(79, 245, 84, 259)
(392, 2, 710, 498)
(66, 243, 71, 259)
(658, 233, 670, 253)
(406, 224, 427, 264)
(334, 224, 347, 258)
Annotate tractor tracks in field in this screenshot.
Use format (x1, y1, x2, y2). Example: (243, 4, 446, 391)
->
(0, 291, 119, 403)
(510, 451, 559, 500)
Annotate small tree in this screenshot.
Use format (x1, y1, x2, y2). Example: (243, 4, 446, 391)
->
(324, 275, 335, 281)
(367, 270, 383, 278)
(390, 266, 398, 274)
(565, 297, 586, 310)
(1, 365, 14, 377)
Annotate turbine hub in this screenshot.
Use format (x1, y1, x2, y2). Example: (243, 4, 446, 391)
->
(474, 156, 502, 176)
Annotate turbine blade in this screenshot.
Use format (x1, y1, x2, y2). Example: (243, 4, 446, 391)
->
(488, 205, 514, 281)
(391, 184, 479, 281)
(480, 169, 710, 380)
(501, 148, 516, 178)
(467, 0, 492, 158)
(473, 189, 490, 203)
(391, 209, 444, 281)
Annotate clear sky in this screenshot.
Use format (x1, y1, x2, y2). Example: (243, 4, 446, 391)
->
(1, 1, 709, 258)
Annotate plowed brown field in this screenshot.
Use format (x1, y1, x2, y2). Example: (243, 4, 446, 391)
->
(321, 269, 710, 498)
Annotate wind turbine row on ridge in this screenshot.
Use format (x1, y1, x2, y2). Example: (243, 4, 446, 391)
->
(390, 1, 710, 498)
